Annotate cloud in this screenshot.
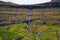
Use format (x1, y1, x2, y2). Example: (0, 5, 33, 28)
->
(0, 0, 51, 5)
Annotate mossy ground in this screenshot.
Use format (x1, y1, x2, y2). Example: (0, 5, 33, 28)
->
(0, 23, 60, 40)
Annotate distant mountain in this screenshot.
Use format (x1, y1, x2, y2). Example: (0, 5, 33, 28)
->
(52, 0, 60, 2)
(36, 2, 60, 8)
(0, 1, 19, 6)
(0, 1, 60, 9)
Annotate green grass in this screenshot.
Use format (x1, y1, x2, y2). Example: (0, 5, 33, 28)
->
(0, 23, 60, 40)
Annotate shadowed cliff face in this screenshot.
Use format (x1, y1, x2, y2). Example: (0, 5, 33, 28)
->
(52, 0, 60, 2)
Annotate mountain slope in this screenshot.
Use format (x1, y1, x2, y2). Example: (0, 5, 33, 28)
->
(0, 1, 60, 25)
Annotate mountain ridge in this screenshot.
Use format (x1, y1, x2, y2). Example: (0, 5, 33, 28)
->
(0, 1, 60, 9)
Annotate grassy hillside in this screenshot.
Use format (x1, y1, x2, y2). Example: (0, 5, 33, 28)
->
(0, 1, 60, 25)
(0, 7, 60, 25)
(0, 1, 60, 40)
(0, 23, 60, 40)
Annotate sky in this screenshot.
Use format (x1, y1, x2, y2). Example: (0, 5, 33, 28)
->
(0, 0, 52, 5)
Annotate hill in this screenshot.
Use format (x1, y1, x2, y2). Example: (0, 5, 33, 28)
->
(0, 1, 60, 25)
(0, 0, 60, 40)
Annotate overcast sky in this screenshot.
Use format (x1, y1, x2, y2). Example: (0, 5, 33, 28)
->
(1, 0, 51, 5)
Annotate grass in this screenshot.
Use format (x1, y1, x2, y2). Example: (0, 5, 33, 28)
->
(0, 31, 20, 40)
(0, 23, 60, 40)
(38, 25, 60, 40)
